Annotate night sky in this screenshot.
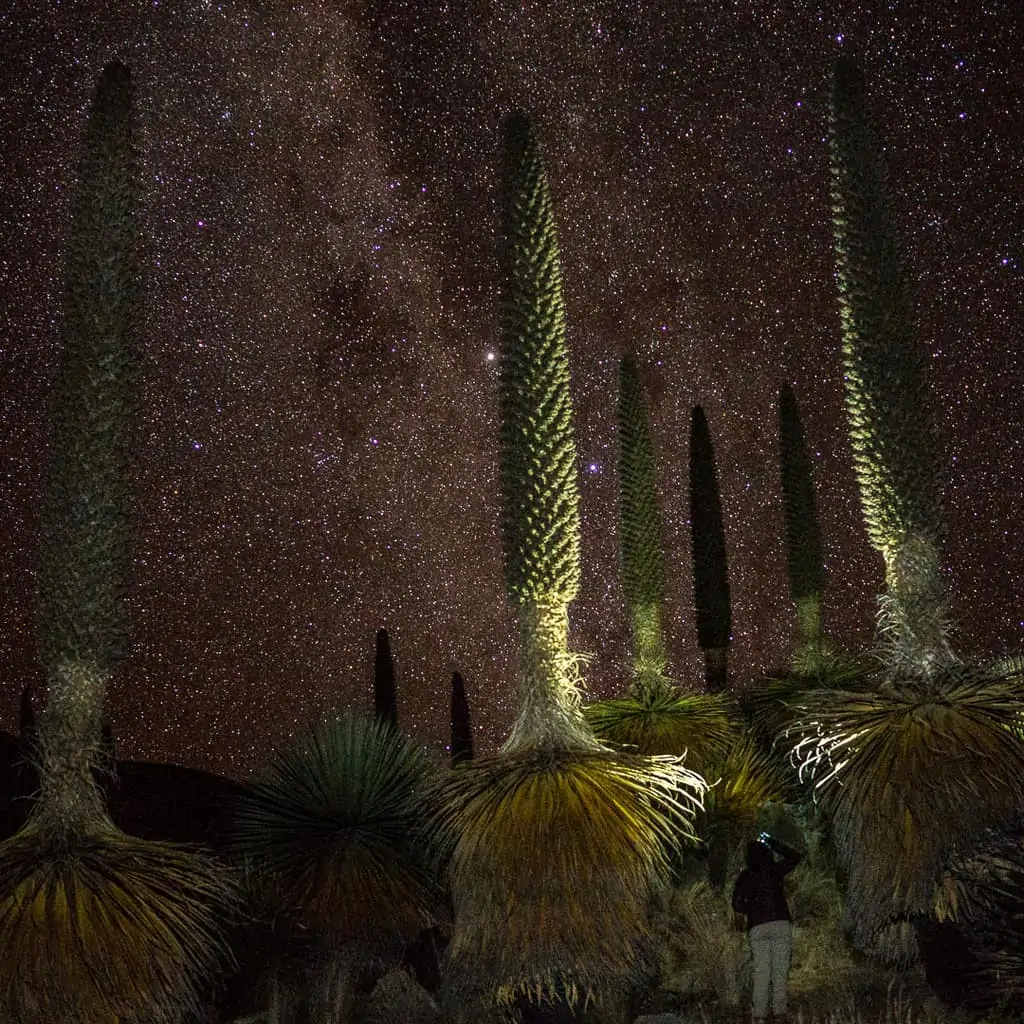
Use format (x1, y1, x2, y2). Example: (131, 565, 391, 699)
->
(1, 2, 1021, 780)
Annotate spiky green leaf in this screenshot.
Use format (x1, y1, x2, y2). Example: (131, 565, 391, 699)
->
(787, 662, 1024, 956)
(584, 690, 735, 773)
(0, 826, 237, 1024)
(431, 748, 706, 1005)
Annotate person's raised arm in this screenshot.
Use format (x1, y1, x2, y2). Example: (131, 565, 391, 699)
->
(766, 835, 802, 876)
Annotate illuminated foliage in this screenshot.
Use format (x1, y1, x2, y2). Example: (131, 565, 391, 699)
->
(434, 112, 708, 1012)
(433, 749, 706, 1006)
(0, 827, 236, 1024)
(584, 690, 733, 772)
(789, 664, 1024, 959)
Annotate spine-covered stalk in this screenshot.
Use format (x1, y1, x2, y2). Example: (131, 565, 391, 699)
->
(36, 62, 139, 833)
(450, 671, 474, 765)
(618, 356, 670, 701)
(373, 627, 399, 727)
(497, 112, 594, 753)
(689, 406, 731, 692)
(778, 383, 829, 669)
(828, 54, 952, 676)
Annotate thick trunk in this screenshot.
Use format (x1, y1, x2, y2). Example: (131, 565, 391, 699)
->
(33, 660, 111, 834)
(628, 601, 670, 704)
(703, 646, 729, 693)
(881, 531, 956, 680)
(503, 599, 599, 755)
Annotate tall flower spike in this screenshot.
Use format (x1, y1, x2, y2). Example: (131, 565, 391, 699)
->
(828, 53, 952, 676)
(778, 382, 830, 670)
(0, 63, 237, 1024)
(618, 356, 670, 702)
(496, 112, 592, 753)
(37, 62, 139, 828)
(689, 405, 731, 691)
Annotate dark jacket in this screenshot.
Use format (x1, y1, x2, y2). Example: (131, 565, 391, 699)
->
(731, 837, 801, 929)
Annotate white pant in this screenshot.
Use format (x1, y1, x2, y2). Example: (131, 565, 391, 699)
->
(748, 918, 792, 1020)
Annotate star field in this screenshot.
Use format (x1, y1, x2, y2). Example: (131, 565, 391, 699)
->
(1, 1, 1021, 778)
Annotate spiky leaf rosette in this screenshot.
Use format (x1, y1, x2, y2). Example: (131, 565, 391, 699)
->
(618, 356, 670, 700)
(584, 690, 735, 773)
(497, 111, 581, 609)
(689, 407, 731, 647)
(746, 656, 871, 749)
(788, 664, 1024, 956)
(0, 825, 238, 1024)
(232, 713, 445, 958)
(432, 749, 706, 1006)
(829, 54, 951, 673)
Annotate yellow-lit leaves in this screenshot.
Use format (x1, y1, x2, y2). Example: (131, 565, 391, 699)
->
(584, 690, 735, 773)
(434, 748, 706, 1005)
(0, 824, 237, 1024)
(787, 666, 1024, 954)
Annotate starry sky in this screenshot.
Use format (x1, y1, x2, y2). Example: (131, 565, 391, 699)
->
(1, 1, 1021, 779)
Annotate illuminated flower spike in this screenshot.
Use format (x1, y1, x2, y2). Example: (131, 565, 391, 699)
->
(0, 63, 237, 1024)
(495, 109, 592, 756)
(434, 112, 707, 1011)
(617, 355, 671, 703)
(587, 358, 737, 773)
(828, 53, 953, 677)
(789, 663, 1024, 960)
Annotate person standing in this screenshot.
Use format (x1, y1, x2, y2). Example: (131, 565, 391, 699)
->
(731, 831, 802, 1023)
